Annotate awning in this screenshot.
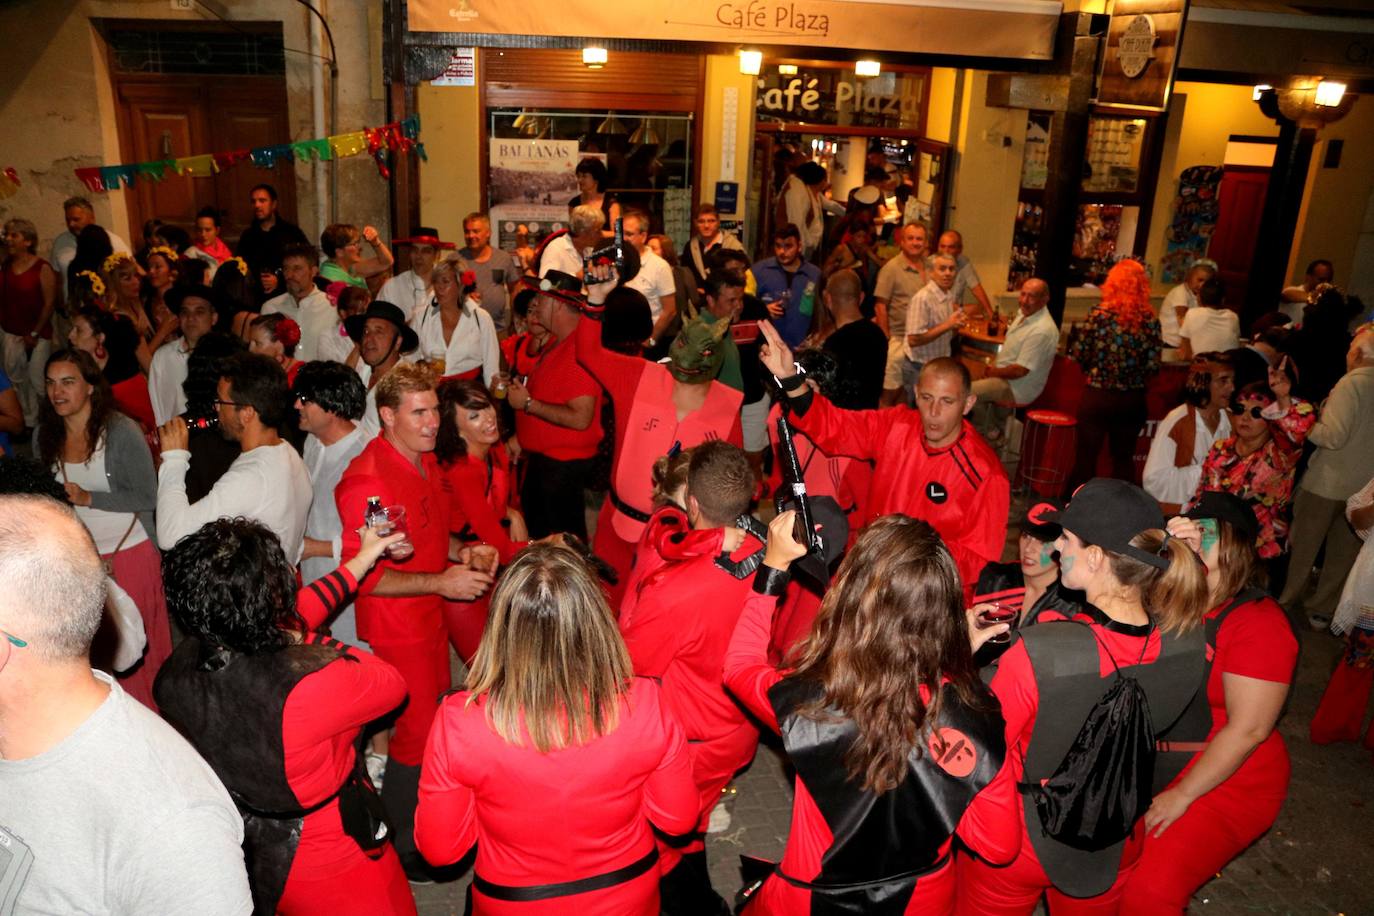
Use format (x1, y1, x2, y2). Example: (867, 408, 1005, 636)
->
(1182, 2, 1374, 84)
(406, 0, 1063, 61)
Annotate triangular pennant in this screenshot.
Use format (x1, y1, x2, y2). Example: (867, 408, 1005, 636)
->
(329, 131, 368, 158)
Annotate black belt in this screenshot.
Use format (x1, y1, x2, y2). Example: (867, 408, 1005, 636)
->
(609, 488, 652, 524)
(773, 851, 952, 893)
(472, 847, 659, 902)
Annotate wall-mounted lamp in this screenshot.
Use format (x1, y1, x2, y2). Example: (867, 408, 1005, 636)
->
(855, 59, 881, 78)
(778, 64, 798, 76)
(582, 46, 608, 69)
(739, 49, 762, 75)
(1251, 84, 1272, 101)
(1315, 80, 1347, 107)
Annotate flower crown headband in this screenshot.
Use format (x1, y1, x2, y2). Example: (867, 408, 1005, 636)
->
(102, 252, 136, 275)
(78, 270, 106, 297)
(147, 245, 180, 264)
(226, 255, 249, 277)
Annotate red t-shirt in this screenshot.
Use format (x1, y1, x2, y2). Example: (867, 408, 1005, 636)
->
(439, 448, 526, 565)
(514, 332, 603, 461)
(335, 435, 451, 644)
(0, 258, 51, 338)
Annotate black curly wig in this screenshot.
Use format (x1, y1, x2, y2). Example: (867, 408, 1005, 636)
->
(293, 360, 366, 421)
(162, 517, 307, 655)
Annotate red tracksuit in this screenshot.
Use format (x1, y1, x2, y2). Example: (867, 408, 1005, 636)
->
(957, 624, 1166, 915)
(618, 509, 763, 873)
(275, 569, 415, 914)
(571, 315, 743, 605)
(724, 590, 1022, 914)
(1120, 595, 1296, 913)
(336, 436, 452, 767)
(439, 447, 526, 661)
(414, 678, 699, 914)
(790, 396, 1008, 600)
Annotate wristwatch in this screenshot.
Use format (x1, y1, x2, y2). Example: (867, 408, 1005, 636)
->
(523, 397, 538, 414)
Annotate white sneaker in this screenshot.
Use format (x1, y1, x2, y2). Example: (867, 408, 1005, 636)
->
(365, 751, 387, 789)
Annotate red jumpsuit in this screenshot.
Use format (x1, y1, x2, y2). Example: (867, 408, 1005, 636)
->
(439, 447, 526, 661)
(790, 395, 1009, 601)
(1119, 595, 1296, 913)
(336, 435, 452, 767)
(278, 569, 416, 915)
(724, 590, 1022, 914)
(956, 625, 1165, 915)
(571, 315, 743, 605)
(415, 678, 699, 914)
(618, 509, 763, 874)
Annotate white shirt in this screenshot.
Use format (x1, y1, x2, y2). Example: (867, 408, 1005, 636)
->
(995, 306, 1060, 405)
(905, 281, 959, 363)
(147, 339, 192, 426)
(781, 175, 823, 254)
(626, 248, 677, 321)
(410, 300, 500, 384)
(539, 234, 584, 278)
(1143, 404, 1231, 508)
(156, 442, 312, 563)
(1159, 284, 1196, 347)
(61, 443, 150, 554)
(1179, 307, 1241, 355)
(315, 318, 358, 366)
(261, 288, 336, 362)
(301, 426, 368, 586)
(378, 270, 434, 317)
(51, 228, 131, 292)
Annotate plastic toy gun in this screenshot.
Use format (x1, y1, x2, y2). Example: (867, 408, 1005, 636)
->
(583, 217, 627, 288)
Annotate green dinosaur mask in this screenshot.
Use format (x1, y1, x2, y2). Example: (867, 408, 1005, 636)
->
(668, 313, 729, 383)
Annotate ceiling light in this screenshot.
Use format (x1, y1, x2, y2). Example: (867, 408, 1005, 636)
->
(596, 111, 627, 135)
(582, 46, 607, 69)
(1315, 80, 1346, 107)
(1251, 84, 1272, 101)
(739, 49, 762, 75)
(855, 59, 881, 78)
(628, 119, 660, 146)
(778, 64, 798, 76)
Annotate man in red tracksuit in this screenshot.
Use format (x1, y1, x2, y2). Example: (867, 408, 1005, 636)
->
(617, 441, 764, 916)
(758, 321, 1009, 597)
(335, 362, 496, 880)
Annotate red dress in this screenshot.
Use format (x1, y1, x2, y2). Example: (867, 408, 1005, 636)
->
(0, 257, 51, 338)
(790, 395, 1009, 601)
(111, 374, 156, 434)
(335, 435, 452, 766)
(415, 678, 699, 914)
(278, 569, 416, 915)
(1119, 595, 1296, 913)
(618, 509, 763, 873)
(439, 447, 527, 661)
(724, 590, 1022, 915)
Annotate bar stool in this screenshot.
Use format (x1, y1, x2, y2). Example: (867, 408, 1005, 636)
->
(1017, 409, 1078, 498)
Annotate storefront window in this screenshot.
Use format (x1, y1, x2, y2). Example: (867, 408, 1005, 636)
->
(1082, 116, 1148, 194)
(486, 109, 694, 249)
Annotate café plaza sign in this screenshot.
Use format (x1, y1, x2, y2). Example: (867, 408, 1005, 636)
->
(757, 74, 920, 119)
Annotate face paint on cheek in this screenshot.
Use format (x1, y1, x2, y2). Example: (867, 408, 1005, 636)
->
(1059, 554, 1075, 576)
(1198, 518, 1220, 556)
(1040, 542, 1055, 567)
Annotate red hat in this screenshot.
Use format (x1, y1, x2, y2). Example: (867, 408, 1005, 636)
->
(392, 226, 456, 250)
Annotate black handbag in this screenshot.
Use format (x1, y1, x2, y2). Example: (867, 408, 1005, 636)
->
(336, 742, 392, 858)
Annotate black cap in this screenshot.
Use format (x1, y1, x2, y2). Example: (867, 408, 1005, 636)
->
(1021, 497, 1067, 542)
(165, 284, 217, 315)
(1184, 491, 1259, 540)
(1049, 478, 1169, 571)
(344, 301, 419, 353)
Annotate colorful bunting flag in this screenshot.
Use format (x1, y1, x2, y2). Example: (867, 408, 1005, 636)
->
(328, 131, 368, 159)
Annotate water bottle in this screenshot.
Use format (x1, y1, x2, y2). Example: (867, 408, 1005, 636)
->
(364, 496, 387, 533)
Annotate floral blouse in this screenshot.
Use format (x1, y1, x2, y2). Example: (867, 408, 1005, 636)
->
(1187, 399, 1317, 558)
(1068, 308, 1162, 391)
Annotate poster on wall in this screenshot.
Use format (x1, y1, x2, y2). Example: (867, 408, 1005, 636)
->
(488, 138, 580, 251)
(1160, 165, 1223, 283)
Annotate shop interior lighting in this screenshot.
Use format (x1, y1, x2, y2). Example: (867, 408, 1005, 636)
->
(739, 49, 763, 75)
(596, 111, 627, 135)
(1315, 80, 1346, 107)
(582, 46, 608, 69)
(855, 59, 882, 78)
(628, 119, 660, 145)
(778, 64, 798, 76)
(1251, 84, 1272, 101)
(512, 109, 532, 129)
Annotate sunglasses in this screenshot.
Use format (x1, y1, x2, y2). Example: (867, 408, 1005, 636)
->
(1228, 404, 1267, 419)
(2, 630, 26, 649)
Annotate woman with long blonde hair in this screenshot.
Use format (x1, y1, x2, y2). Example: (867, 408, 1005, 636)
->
(415, 544, 697, 914)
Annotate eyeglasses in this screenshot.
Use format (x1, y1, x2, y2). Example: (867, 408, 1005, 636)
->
(1229, 404, 1267, 419)
(2, 629, 26, 649)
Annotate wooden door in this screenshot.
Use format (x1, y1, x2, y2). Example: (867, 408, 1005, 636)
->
(1208, 167, 1269, 308)
(113, 76, 296, 247)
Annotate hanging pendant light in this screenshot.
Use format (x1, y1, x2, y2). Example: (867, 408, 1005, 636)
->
(628, 119, 660, 146)
(512, 108, 532, 129)
(596, 111, 627, 134)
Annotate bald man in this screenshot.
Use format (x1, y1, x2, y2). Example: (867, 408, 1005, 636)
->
(760, 323, 1009, 596)
(0, 496, 251, 914)
(970, 277, 1060, 442)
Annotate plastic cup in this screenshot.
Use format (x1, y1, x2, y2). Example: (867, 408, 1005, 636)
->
(373, 506, 414, 560)
(977, 603, 1016, 644)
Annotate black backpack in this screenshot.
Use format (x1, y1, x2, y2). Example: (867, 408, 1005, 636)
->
(1025, 626, 1155, 851)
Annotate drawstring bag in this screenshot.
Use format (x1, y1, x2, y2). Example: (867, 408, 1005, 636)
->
(1028, 626, 1155, 850)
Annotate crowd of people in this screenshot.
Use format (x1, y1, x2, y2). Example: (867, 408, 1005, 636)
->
(0, 161, 1371, 916)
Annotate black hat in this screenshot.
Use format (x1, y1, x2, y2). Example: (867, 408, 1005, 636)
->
(523, 270, 585, 307)
(1184, 491, 1259, 540)
(344, 301, 419, 354)
(1048, 478, 1169, 571)
(1021, 497, 1067, 542)
(165, 284, 217, 315)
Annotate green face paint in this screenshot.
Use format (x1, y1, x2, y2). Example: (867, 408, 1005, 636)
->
(1040, 542, 1055, 567)
(1059, 553, 1075, 576)
(1197, 517, 1220, 556)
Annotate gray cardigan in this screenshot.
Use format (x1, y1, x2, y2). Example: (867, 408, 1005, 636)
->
(34, 412, 158, 546)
